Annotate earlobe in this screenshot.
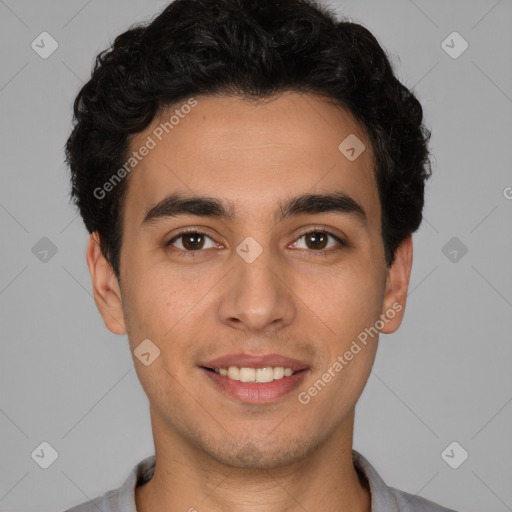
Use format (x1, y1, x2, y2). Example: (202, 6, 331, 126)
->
(86, 232, 127, 335)
(379, 235, 413, 335)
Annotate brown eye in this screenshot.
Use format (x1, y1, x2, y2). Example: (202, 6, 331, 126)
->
(292, 229, 345, 255)
(181, 233, 205, 250)
(167, 231, 216, 252)
(304, 231, 329, 250)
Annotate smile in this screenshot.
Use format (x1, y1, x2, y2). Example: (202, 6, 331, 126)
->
(207, 366, 296, 383)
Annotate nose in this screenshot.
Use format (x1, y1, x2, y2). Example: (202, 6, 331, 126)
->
(216, 244, 296, 334)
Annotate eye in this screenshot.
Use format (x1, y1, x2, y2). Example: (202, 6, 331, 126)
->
(291, 229, 345, 255)
(166, 230, 218, 254)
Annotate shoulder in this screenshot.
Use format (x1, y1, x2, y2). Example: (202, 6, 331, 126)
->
(387, 485, 460, 512)
(62, 488, 120, 512)
(61, 455, 156, 512)
(352, 450, 460, 512)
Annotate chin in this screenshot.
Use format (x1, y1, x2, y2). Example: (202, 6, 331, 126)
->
(201, 435, 317, 469)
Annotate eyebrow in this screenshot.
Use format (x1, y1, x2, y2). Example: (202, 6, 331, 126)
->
(141, 190, 367, 228)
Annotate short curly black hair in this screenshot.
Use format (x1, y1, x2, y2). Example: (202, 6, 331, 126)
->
(65, 0, 431, 280)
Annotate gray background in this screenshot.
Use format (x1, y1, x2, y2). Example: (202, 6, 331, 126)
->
(1, 0, 511, 511)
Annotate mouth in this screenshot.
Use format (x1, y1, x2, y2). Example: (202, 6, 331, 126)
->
(202, 365, 301, 382)
(198, 353, 310, 403)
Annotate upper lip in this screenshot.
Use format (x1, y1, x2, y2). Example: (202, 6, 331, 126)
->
(200, 353, 310, 372)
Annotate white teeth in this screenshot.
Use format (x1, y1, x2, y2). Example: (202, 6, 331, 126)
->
(255, 367, 274, 383)
(213, 366, 297, 382)
(273, 366, 285, 380)
(239, 367, 256, 382)
(227, 366, 240, 380)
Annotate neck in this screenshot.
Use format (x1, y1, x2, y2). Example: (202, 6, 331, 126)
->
(136, 410, 371, 512)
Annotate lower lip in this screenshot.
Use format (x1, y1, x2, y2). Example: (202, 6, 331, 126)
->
(201, 368, 309, 404)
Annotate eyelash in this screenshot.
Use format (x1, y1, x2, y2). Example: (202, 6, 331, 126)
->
(165, 227, 346, 258)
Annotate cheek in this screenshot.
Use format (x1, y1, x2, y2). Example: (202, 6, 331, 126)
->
(122, 242, 179, 310)
(297, 261, 384, 340)
(121, 258, 213, 357)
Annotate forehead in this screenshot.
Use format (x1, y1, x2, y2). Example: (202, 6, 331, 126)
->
(123, 92, 380, 227)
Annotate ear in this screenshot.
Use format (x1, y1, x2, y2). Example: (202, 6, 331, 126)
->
(379, 235, 413, 334)
(86, 232, 126, 335)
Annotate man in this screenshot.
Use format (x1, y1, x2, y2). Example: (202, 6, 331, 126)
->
(64, 0, 458, 510)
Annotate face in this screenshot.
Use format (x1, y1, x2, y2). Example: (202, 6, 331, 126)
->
(88, 92, 412, 469)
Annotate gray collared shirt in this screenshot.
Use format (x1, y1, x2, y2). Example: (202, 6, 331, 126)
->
(64, 450, 458, 512)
